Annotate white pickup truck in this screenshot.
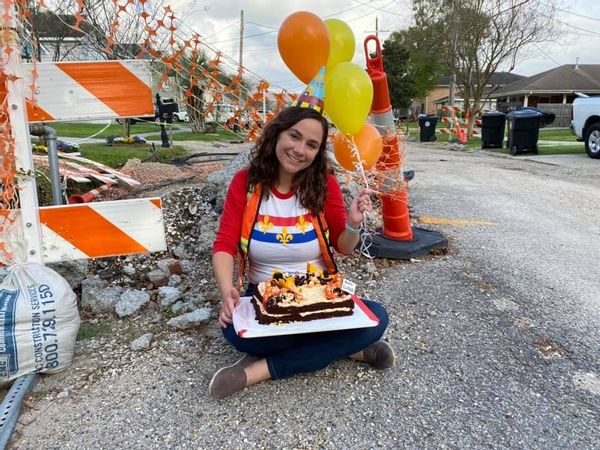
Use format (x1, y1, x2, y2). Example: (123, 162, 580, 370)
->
(571, 95, 600, 159)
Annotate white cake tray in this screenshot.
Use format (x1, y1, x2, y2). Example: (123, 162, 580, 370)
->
(232, 295, 379, 338)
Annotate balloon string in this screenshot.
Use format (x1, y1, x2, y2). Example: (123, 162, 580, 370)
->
(346, 134, 377, 267)
(348, 135, 370, 190)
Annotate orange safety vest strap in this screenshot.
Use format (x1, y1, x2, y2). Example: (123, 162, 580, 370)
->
(237, 183, 263, 289)
(311, 212, 338, 275)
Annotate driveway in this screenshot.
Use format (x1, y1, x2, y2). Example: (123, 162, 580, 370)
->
(519, 152, 598, 170)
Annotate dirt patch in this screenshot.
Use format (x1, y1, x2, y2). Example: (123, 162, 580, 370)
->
(535, 338, 568, 359)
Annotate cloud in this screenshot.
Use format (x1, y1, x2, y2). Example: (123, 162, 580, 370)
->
(171, 0, 411, 91)
(172, 0, 600, 92)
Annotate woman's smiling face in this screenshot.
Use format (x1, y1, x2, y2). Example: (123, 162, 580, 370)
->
(275, 118, 324, 178)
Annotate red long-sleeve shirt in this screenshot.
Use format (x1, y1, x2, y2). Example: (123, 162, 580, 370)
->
(212, 168, 347, 257)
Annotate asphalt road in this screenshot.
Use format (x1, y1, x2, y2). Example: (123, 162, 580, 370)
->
(11, 144, 600, 449)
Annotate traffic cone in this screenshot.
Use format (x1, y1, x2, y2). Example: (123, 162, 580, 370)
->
(362, 34, 448, 259)
(456, 122, 468, 144)
(68, 183, 113, 204)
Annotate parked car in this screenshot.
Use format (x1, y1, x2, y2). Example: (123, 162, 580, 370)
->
(206, 104, 236, 124)
(117, 97, 185, 124)
(173, 109, 189, 122)
(571, 95, 600, 158)
(116, 113, 157, 125)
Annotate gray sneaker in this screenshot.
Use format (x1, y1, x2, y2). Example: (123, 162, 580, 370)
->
(208, 354, 260, 400)
(362, 341, 396, 370)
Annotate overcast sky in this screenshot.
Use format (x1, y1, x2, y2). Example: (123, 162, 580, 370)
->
(172, 0, 600, 93)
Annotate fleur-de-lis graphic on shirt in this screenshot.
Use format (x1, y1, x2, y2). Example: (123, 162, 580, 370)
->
(276, 227, 293, 246)
(296, 215, 309, 234)
(258, 215, 273, 233)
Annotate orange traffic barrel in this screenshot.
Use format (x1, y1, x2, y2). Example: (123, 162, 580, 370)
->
(381, 190, 413, 240)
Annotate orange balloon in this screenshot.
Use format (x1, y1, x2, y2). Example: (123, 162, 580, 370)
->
(277, 11, 330, 84)
(333, 124, 383, 171)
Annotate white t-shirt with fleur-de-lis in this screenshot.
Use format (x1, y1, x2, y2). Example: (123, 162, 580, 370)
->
(247, 188, 326, 284)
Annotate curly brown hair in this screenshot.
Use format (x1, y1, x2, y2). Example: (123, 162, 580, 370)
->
(248, 106, 330, 214)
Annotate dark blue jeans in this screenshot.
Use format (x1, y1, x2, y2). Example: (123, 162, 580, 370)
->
(221, 284, 389, 380)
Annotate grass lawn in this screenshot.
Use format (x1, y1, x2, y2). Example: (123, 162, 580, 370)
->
(50, 121, 181, 138)
(50, 121, 239, 142)
(422, 126, 585, 155)
(78, 143, 188, 168)
(145, 129, 241, 142)
(538, 127, 578, 141)
(422, 122, 583, 155)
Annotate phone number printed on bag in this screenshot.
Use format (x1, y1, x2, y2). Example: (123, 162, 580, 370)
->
(30, 284, 61, 371)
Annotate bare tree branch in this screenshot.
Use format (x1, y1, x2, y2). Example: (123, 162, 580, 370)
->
(445, 0, 559, 134)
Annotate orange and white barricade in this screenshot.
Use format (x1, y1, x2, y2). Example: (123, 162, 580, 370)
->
(38, 198, 166, 262)
(1, 4, 165, 266)
(24, 60, 154, 123)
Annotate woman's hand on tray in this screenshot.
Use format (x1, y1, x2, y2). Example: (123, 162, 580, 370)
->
(219, 287, 240, 327)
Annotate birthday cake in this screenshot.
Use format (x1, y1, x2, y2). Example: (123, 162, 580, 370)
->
(251, 264, 354, 325)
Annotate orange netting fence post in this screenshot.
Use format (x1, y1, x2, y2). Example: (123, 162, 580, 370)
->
(1, 0, 43, 266)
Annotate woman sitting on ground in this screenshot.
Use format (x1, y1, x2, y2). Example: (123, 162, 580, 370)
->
(210, 106, 395, 400)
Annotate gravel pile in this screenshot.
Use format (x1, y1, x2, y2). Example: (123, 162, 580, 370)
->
(119, 158, 226, 185)
(22, 152, 388, 409)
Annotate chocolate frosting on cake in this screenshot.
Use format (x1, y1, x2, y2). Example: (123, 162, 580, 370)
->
(252, 268, 354, 325)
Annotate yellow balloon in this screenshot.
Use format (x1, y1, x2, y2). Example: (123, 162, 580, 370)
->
(324, 19, 355, 69)
(324, 62, 373, 135)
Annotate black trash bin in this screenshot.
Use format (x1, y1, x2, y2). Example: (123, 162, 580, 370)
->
(519, 107, 555, 128)
(418, 115, 438, 142)
(506, 109, 543, 155)
(481, 111, 506, 149)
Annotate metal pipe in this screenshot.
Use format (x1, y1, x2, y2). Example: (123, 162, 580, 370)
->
(44, 125, 63, 205)
(0, 373, 38, 448)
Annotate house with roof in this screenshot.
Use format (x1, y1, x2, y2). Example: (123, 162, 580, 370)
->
(30, 12, 157, 62)
(417, 72, 526, 115)
(29, 13, 101, 62)
(489, 64, 600, 126)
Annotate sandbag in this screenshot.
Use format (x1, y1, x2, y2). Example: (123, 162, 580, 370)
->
(0, 263, 80, 386)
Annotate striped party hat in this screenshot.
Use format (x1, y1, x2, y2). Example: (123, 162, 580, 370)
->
(291, 66, 325, 114)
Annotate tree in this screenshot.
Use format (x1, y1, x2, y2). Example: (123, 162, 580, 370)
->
(442, 0, 558, 135)
(381, 0, 449, 114)
(171, 48, 249, 134)
(28, 10, 95, 61)
(46, 0, 167, 60)
(400, 0, 450, 99)
(392, 0, 558, 134)
(172, 48, 208, 133)
(381, 34, 416, 111)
